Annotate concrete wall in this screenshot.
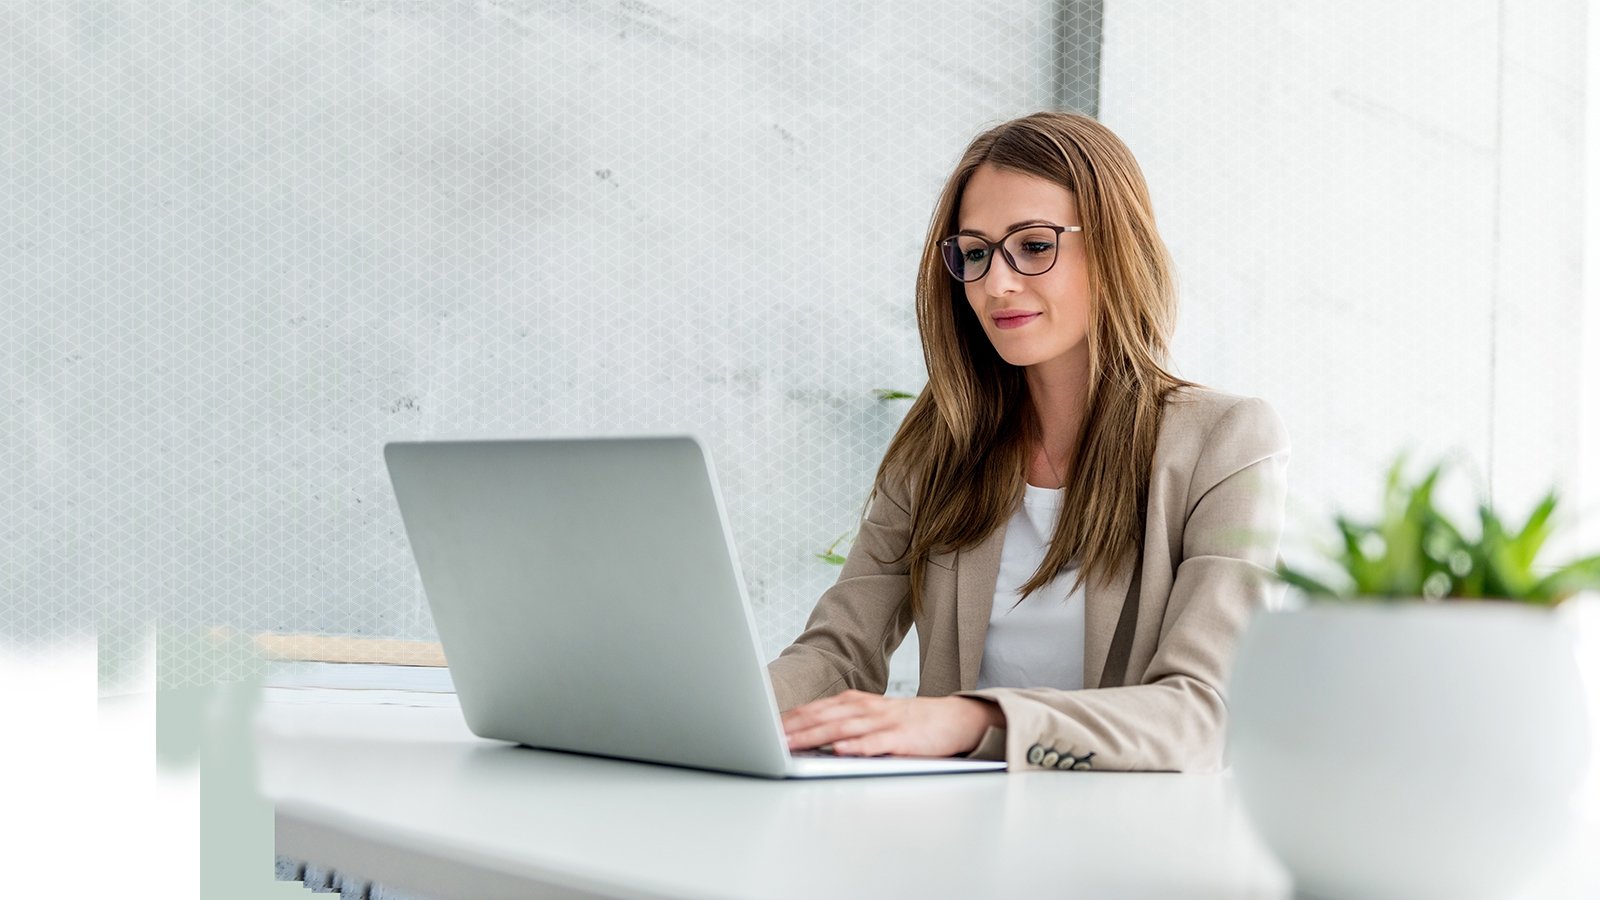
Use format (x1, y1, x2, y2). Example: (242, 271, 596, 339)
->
(3, 0, 1592, 691)
(2, 0, 1067, 685)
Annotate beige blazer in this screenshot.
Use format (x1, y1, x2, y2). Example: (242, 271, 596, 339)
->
(766, 385, 1290, 773)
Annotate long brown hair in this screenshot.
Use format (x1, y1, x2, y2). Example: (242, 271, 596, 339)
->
(865, 111, 1196, 616)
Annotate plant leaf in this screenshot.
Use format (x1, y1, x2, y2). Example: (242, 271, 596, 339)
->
(1382, 462, 1442, 596)
(1532, 553, 1600, 601)
(1334, 515, 1382, 594)
(1275, 564, 1342, 598)
(1480, 502, 1536, 598)
(1509, 490, 1558, 572)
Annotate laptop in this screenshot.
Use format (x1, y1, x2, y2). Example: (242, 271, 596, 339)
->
(383, 435, 1006, 779)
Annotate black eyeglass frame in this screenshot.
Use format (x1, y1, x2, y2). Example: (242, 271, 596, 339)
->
(937, 223, 1084, 283)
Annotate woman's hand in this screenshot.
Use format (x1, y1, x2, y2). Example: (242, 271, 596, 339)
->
(781, 690, 1005, 758)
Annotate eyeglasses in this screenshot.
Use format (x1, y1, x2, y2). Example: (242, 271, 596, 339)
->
(938, 223, 1082, 283)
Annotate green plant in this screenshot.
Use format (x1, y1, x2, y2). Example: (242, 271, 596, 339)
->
(1277, 454, 1600, 605)
(815, 530, 852, 566)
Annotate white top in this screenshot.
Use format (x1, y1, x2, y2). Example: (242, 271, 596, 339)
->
(974, 483, 1085, 691)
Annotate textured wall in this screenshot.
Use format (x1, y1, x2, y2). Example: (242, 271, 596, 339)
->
(2, 0, 1074, 686)
(1102, 0, 1590, 557)
(3, 1, 1592, 690)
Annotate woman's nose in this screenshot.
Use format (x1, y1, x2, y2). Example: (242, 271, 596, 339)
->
(982, 253, 1026, 295)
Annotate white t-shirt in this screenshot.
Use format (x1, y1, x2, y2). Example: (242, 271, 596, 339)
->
(973, 483, 1086, 691)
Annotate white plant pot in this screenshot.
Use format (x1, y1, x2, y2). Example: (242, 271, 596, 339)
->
(1225, 598, 1593, 900)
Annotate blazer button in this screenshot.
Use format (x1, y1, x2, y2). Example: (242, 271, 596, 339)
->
(1027, 744, 1045, 765)
(1072, 761, 1092, 770)
(1040, 750, 1060, 768)
(1056, 754, 1076, 770)
(1074, 752, 1095, 771)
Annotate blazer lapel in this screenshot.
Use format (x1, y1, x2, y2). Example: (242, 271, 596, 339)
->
(955, 520, 1008, 691)
(1083, 550, 1136, 689)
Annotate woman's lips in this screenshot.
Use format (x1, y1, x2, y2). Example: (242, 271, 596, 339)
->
(993, 312, 1041, 330)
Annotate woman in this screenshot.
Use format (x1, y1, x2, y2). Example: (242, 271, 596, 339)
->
(768, 111, 1290, 773)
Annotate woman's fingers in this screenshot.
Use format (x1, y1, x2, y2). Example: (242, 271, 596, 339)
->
(781, 690, 879, 732)
(782, 691, 899, 750)
(786, 702, 894, 748)
(785, 713, 889, 750)
(833, 729, 903, 757)
(784, 696, 992, 758)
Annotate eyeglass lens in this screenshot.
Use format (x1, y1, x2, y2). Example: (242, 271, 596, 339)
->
(942, 227, 1061, 282)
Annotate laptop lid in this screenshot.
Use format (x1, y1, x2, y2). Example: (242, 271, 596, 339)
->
(384, 435, 799, 777)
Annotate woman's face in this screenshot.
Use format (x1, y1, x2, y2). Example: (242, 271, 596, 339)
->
(954, 163, 1091, 375)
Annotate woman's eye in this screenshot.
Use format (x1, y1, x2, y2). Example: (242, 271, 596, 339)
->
(963, 248, 990, 263)
(1021, 241, 1055, 255)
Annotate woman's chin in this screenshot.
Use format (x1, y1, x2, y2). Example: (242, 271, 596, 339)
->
(989, 345, 1049, 368)
(985, 335, 1086, 372)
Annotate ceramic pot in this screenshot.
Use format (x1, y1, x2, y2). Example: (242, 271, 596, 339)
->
(1225, 598, 1592, 900)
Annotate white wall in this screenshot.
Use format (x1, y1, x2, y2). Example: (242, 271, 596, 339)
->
(1584, 0, 1600, 562)
(5, 1, 1594, 692)
(1578, 0, 1600, 816)
(1101, 0, 1588, 562)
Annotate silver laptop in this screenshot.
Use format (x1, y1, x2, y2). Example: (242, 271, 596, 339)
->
(383, 435, 1006, 779)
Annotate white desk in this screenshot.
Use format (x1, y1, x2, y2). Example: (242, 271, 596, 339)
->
(255, 669, 1600, 900)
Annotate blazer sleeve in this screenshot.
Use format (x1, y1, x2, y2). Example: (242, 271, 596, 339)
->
(955, 397, 1291, 772)
(766, 468, 917, 712)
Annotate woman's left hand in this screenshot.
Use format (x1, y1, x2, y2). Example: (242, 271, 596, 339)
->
(781, 690, 1004, 758)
